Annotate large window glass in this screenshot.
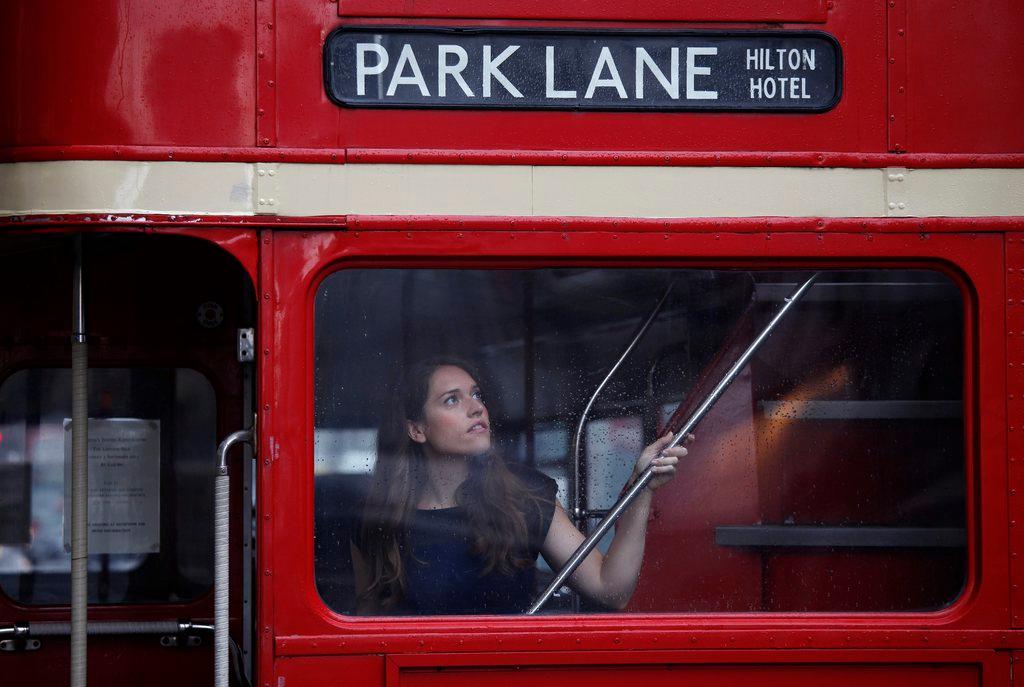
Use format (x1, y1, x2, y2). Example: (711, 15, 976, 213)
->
(0, 368, 216, 605)
(314, 268, 965, 615)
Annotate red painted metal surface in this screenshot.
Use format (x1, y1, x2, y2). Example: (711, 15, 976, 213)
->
(0, 2, 255, 148)
(338, 0, 830, 23)
(5, 215, 1024, 236)
(277, 655, 384, 686)
(904, 1, 1024, 153)
(2, 1, 1020, 156)
(1008, 234, 1024, 628)
(886, 0, 908, 152)
(257, 0, 279, 147)
(340, 216, 1020, 234)
(257, 229, 278, 687)
(376, 650, 1010, 687)
(6, 146, 1024, 168)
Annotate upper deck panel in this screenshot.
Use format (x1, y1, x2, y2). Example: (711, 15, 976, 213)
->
(0, 1, 256, 149)
(278, 2, 885, 153)
(0, 1, 1021, 156)
(336, 0, 830, 23)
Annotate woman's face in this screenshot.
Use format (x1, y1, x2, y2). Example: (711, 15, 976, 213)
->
(407, 365, 491, 458)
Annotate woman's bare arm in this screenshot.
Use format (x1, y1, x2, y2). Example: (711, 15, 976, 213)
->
(539, 433, 686, 610)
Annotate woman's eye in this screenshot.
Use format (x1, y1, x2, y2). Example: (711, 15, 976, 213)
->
(443, 396, 458, 406)
(471, 391, 483, 401)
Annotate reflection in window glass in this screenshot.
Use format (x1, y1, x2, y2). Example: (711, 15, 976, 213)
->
(314, 268, 965, 615)
(0, 368, 216, 605)
(586, 417, 642, 511)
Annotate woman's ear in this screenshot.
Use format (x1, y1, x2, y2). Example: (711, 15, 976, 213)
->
(406, 419, 427, 444)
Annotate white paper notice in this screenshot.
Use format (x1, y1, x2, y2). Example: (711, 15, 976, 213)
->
(63, 418, 161, 555)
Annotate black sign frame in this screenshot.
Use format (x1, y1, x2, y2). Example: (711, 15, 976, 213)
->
(323, 25, 843, 113)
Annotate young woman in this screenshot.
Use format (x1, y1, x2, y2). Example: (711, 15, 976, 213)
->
(350, 358, 686, 615)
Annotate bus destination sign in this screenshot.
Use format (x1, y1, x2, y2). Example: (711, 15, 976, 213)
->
(324, 28, 841, 112)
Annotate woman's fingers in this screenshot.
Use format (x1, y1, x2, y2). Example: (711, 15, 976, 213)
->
(647, 461, 677, 489)
(634, 432, 691, 489)
(647, 444, 683, 490)
(650, 455, 679, 471)
(654, 432, 675, 450)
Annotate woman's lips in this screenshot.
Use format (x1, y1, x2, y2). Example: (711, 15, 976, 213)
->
(467, 422, 489, 434)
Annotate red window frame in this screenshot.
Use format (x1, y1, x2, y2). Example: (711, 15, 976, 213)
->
(260, 227, 1003, 663)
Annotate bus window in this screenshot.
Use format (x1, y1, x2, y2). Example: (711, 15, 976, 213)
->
(0, 368, 217, 605)
(313, 268, 965, 615)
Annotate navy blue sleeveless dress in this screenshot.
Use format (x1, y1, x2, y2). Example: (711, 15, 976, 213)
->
(359, 464, 557, 615)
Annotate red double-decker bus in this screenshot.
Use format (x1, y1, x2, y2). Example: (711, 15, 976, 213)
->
(2, 1, 1023, 685)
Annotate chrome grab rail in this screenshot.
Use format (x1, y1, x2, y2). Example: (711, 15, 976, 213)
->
(528, 273, 820, 614)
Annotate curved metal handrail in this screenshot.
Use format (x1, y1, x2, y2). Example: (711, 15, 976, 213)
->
(569, 280, 675, 520)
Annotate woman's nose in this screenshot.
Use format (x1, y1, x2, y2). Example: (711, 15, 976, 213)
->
(468, 398, 484, 415)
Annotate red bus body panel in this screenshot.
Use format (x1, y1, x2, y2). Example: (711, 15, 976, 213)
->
(2, 1, 1023, 157)
(2, 1, 1022, 685)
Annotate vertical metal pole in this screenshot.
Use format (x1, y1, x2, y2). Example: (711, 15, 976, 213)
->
(70, 235, 88, 687)
(216, 430, 253, 687)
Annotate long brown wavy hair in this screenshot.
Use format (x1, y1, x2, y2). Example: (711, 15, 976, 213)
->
(358, 357, 550, 611)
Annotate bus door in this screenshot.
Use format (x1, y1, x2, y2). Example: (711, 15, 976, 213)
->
(0, 231, 258, 686)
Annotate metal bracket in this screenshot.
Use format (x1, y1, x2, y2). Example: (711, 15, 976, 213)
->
(254, 163, 281, 215)
(160, 633, 203, 648)
(238, 328, 255, 363)
(884, 167, 910, 217)
(0, 638, 41, 652)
